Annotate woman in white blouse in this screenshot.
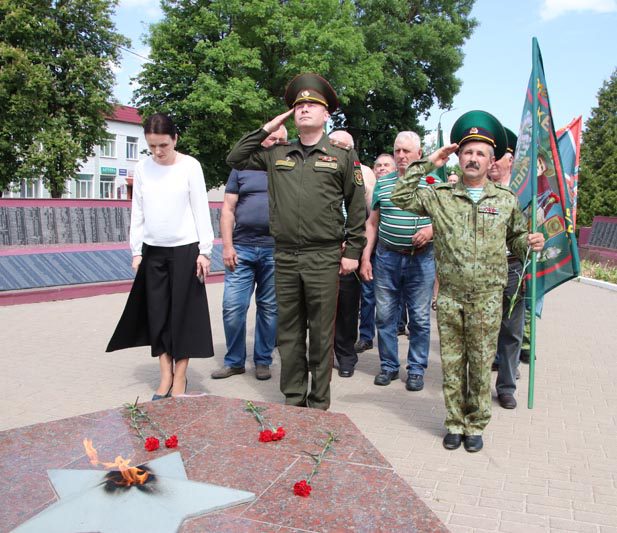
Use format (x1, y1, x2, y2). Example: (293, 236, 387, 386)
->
(107, 113, 215, 399)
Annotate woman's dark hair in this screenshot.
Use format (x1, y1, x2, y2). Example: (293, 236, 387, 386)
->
(143, 113, 178, 137)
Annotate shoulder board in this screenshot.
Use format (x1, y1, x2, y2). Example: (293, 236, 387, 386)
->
(495, 183, 516, 195)
(329, 138, 352, 151)
(434, 182, 452, 189)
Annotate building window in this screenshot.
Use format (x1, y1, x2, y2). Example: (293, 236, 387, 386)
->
(126, 136, 139, 160)
(20, 179, 38, 198)
(75, 173, 93, 198)
(100, 136, 117, 158)
(100, 174, 115, 198)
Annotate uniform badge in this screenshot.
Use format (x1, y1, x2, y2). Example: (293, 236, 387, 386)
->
(478, 206, 499, 215)
(318, 155, 337, 162)
(301, 90, 310, 97)
(470, 127, 478, 134)
(315, 161, 338, 170)
(353, 161, 363, 186)
(275, 159, 296, 168)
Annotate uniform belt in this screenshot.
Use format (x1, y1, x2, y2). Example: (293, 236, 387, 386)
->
(276, 242, 341, 254)
(380, 242, 431, 255)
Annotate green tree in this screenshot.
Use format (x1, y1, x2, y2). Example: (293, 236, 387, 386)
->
(135, 0, 383, 188)
(0, 0, 128, 197)
(333, 0, 477, 163)
(578, 68, 617, 227)
(135, 0, 476, 188)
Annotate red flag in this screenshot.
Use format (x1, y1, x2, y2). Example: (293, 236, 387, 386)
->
(556, 117, 582, 229)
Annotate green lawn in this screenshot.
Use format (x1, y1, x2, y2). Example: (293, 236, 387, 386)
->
(581, 259, 617, 285)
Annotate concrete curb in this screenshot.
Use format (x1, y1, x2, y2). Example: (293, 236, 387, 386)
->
(576, 275, 617, 292)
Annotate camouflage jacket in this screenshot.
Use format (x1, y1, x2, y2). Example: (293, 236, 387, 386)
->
(226, 129, 366, 259)
(391, 158, 529, 295)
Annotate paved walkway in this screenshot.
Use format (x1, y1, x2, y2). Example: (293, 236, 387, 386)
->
(2, 280, 616, 532)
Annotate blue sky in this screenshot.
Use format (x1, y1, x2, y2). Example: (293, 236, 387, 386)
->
(112, 0, 617, 142)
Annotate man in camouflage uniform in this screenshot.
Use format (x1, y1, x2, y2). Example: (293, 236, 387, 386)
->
(226, 73, 366, 410)
(390, 111, 545, 452)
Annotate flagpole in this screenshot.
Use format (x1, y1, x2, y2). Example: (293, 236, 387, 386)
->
(436, 108, 456, 182)
(528, 38, 540, 409)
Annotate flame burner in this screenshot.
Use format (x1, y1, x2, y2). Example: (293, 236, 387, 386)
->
(102, 465, 157, 494)
(13, 452, 255, 533)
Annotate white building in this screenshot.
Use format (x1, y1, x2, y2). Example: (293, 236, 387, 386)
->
(4, 105, 147, 199)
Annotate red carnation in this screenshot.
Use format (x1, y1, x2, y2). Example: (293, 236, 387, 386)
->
(259, 429, 274, 442)
(144, 436, 160, 452)
(293, 480, 312, 497)
(273, 427, 286, 441)
(425, 176, 436, 184)
(165, 435, 178, 448)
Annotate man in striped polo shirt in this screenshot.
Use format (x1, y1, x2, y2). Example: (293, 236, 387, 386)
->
(360, 131, 436, 391)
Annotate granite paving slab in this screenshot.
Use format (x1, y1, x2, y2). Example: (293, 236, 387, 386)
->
(0, 395, 447, 532)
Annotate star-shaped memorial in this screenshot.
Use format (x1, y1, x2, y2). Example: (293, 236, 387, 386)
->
(14, 452, 255, 533)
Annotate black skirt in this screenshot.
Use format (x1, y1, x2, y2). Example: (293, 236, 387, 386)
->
(106, 242, 214, 360)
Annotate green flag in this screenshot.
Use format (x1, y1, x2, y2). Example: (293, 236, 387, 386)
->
(510, 38, 581, 407)
(427, 122, 447, 182)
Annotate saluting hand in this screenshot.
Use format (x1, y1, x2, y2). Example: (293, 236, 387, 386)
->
(428, 143, 459, 168)
(263, 109, 294, 134)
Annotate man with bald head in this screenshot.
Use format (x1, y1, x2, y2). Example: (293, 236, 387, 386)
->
(360, 131, 436, 392)
(328, 130, 376, 376)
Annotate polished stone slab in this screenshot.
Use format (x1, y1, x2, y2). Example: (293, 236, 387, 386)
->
(0, 395, 447, 532)
(14, 453, 255, 533)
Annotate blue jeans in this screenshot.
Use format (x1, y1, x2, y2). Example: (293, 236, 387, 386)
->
(358, 255, 376, 343)
(222, 245, 277, 368)
(374, 242, 436, 375)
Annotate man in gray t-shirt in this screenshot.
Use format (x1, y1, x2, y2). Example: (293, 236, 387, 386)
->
(211, 126, 287, 381)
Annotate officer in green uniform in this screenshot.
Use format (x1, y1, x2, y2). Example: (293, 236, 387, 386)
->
(226, 73, 366, 410)
(390, 111, 545, 452)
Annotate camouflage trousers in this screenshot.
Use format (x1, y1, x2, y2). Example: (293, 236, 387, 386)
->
(436, 290, 503, 435)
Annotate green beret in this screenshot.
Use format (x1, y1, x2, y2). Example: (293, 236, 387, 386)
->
(450, 110, 508, 160)
(504, 127, 517, 155)
(284, 73, 339, 114)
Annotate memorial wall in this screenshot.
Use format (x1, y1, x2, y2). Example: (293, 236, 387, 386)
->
(0, 200, 222, 246)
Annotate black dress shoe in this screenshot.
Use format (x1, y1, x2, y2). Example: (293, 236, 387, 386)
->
(442, 432, 463, 450)
(519, 349, 530, 364)
(405, 373, 424, 391)
(491, 361, 499, 371)
(498, 393, 517, 409)
(464, 435, 484, 453)
(338, 368, 354, 378)
(354, 339, 373, 353)
(374, 370, 399, 386)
